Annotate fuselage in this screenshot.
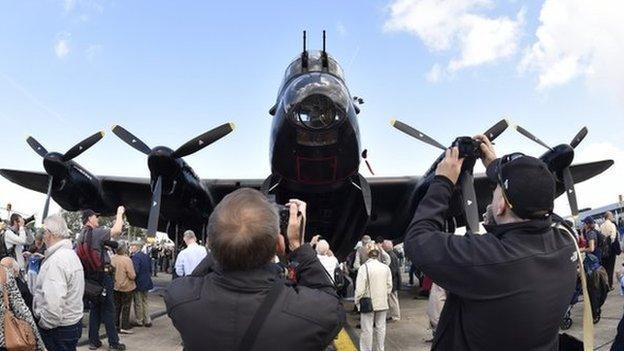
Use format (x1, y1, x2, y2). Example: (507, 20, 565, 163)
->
(269, 51, 362, 191)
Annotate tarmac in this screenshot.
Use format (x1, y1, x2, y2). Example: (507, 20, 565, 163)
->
(77, 269, 624, 351)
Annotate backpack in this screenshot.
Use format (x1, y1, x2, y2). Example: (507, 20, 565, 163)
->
(596, 231, 611, 260)
(0, 229, 17, 260)
(333, 264, 347, 291)
(75, 228, 103, 273)
(0, 231, 10, 259)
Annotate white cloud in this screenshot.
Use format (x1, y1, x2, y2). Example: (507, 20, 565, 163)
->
(554, 142, 624, 216)
(520, 0, 624, 96)
(54, 33, 71, 59)
(426, 63, 444, 83)
(384, 0, 524, 79)
(85, 44, 102, 61)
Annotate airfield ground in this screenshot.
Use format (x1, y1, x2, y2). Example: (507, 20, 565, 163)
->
(77, 266, 623, 351)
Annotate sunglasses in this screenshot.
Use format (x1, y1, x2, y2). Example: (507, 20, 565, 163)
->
(495, 152, 526, 209)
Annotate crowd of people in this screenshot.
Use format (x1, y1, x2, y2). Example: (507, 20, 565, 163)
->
(1, 133, 624, 351)
(0, 206, 190, 351)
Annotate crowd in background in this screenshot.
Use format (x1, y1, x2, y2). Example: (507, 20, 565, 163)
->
(0, 199, 623, 350)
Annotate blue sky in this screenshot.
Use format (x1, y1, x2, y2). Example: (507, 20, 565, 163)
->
(1, 0, 623, 218)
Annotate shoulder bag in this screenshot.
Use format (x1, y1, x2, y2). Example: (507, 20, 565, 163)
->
(0, 268, 37, 351)
(359, 264, 374, 313)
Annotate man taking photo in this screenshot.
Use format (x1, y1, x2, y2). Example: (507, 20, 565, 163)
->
(404, 136, 577, 351)
(79, 207, 127, 351)
(165, 188, 344, 351)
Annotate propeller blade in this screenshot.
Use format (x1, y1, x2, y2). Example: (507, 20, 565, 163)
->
(147, 176, 163, 237)
(42, 176, 53, 220)
(514, 125, 553, 151)
(172, 122, 235, 158)
(460, 171, 480, 234)
(112, 125, 152, 155)
(364, 160, 375, 176)
(26, 136, 48, 158)
(62, 131, 105, 161)
(390, 119, 446, 150)
(570, 127, 588, 149)
(562, 167, 579, 217)
(483, 119, 509, 142)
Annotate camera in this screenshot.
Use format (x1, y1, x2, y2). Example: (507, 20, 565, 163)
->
(452, 137, 482, 159)
(276, 204, 291, 236)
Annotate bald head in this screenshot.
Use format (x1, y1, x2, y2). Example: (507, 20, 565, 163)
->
(208, 188, 279, 271)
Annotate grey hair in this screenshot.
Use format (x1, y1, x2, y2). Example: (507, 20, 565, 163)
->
(183, 230, 196, 241)
(43, 215, 70, 238)
(316, 240, 330, 255)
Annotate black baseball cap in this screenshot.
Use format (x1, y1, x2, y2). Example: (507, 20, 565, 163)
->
(583, 217, 595, 225)
(82, 209, 100, 224)
(486, 153, 556, 219)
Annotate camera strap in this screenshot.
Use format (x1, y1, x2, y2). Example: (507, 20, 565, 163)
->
(554, 220, 594, 351)
(237, 279, 284, 351)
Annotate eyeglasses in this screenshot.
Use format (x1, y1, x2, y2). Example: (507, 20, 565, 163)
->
(495, 152, 526, 209)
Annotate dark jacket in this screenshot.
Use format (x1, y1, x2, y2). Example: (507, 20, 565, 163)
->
(131, 251, 154, 292)
(386, 249, 402, 292)
(164, 244, 345, 351)
(404, 176, 577, 351)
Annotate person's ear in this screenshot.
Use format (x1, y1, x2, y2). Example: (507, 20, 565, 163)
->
(495, 199, 507, 217)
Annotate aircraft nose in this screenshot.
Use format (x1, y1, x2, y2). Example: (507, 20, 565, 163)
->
(292, 94, 344, 130)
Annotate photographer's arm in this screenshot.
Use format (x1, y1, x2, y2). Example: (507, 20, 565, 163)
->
(286, 200, 335, 294)
(404, 148, 502, 297)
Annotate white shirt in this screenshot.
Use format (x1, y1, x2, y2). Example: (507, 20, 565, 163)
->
(600, 220, 618, 242)
(33, 239, 85, 329)
(317, 254, 339, 282)
(4, 227, 33, 270)
(175, 242, 207, 276)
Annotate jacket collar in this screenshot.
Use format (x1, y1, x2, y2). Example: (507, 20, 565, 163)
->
(44, 239, 72, 258)
(483, 218, 552, 238)
(212, 263, 281, 292)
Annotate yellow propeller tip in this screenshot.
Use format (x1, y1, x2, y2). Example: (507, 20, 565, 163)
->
(99, 131, 106, 137)
(390, 119, 397, 126)
(229, 122, 236, 131)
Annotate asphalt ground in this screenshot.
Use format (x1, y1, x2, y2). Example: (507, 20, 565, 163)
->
(76, 268, 624, 351)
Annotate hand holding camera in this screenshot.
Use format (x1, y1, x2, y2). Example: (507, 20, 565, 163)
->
(435, 147, 464, 184)
(286, 199, 306, 251)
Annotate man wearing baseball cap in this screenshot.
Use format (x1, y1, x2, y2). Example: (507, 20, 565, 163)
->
(79, 206, 127, 351)
(404, 135, 577, 351)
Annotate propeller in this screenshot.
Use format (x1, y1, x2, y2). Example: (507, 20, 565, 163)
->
(25, 132, 105, 220)
(112, 123, 235, 236)
(390, 119, 509, 233)
(361, 149, 375, 175)
(512, 124, 588, 217)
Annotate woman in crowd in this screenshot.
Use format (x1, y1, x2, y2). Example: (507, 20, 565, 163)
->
(111, 245, 137, 335)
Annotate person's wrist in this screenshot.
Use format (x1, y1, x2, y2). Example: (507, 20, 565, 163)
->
(289, 240, 301, 251)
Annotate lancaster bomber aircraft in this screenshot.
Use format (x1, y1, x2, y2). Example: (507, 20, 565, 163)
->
(0, 31, 614, 258)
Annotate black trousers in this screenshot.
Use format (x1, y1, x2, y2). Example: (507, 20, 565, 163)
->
(602, 254, 616, 288)
(114, 290, 133, 330)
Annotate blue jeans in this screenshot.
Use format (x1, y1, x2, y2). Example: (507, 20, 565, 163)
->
(40, 321, 82, 351)
(88, 275, 120, 346)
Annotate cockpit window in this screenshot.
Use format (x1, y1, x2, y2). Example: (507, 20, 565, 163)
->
(280, 51, 346, 90)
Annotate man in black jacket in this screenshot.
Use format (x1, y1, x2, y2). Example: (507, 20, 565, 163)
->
(164, 188, 344, 351)
(405, 136, 577, 351)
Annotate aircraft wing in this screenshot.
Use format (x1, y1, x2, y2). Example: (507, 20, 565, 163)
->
(365, 159, 614, 239)
(0, 158, 613, 238)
